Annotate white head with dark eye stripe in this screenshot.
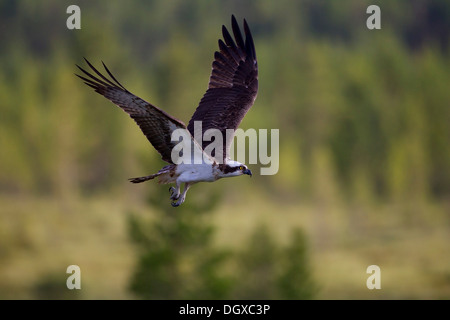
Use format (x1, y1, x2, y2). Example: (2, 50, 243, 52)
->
(218, 160, 252, 178)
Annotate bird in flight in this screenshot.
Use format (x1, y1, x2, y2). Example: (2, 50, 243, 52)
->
(76, 15, 258, 206)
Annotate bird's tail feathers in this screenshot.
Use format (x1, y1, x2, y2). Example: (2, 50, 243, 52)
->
(128, 174, 159, 184)
(129, 165, 176, 184)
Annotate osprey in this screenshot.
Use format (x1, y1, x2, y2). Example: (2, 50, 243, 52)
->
(76, 15, 258, 206)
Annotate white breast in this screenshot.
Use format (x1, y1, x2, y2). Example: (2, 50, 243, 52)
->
(176, 163, 216, 183)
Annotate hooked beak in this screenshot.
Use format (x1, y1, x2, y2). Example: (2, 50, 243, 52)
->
(243, 169, 252, 177)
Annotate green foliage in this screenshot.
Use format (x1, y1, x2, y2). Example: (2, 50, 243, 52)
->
(233, 225, 316, 299)
(233, 224, 279, 299)
(277, 229, 317, 299)
(127, 176, 316, 300)
(128, 186, 233, 299)
(128, 197, 317, 299)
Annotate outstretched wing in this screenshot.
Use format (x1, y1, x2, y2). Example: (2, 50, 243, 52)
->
(187, 15, 258, 162)
(76, 59, 187, 164)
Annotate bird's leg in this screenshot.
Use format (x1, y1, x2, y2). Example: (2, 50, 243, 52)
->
(169, 182, 181, 200)
(171, 183, 191, 207)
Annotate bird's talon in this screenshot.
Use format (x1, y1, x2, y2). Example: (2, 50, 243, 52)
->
(169, 187, 179, 200)
(171, 201, 180, 207)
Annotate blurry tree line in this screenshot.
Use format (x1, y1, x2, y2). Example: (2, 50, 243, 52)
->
(127, 186, 316, 299)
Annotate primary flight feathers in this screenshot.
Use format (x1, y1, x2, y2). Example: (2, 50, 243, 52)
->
(76, 59, 187, 164)
(188, 16, 258, 160)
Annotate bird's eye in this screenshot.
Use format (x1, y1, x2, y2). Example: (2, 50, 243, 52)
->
(239, 166, 244, 170)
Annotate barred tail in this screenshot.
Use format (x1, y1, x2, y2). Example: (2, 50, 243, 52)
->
(128, 173, 160, 184)
(128, 165, 176, 184)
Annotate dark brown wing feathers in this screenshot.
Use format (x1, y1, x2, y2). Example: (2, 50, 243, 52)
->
(76, 59, 186, 164)
(187, 15, 258, 161)
(76, 15, 257, 164)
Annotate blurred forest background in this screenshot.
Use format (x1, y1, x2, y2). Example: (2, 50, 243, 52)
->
(1, 0, 449, 299)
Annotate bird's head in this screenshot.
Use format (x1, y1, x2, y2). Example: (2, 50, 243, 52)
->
(218, 160, 252, 178)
